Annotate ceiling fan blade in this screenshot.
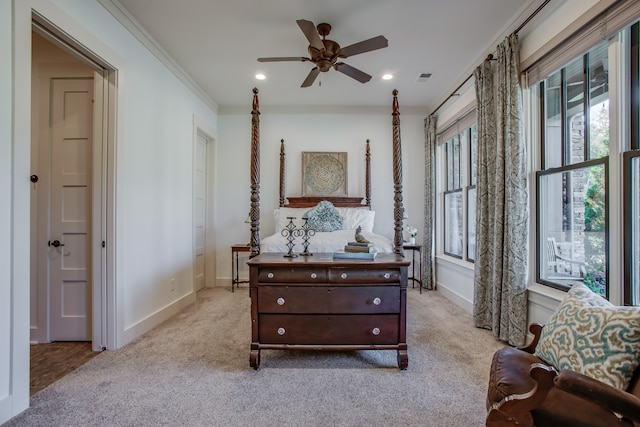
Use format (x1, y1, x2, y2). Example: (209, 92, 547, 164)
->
(335, 63, 372, 83)
(301, 67, 320, 87)
(339, 35, 388, 58)
(296, 19, 324, 51)
(257, 57, 310, 62)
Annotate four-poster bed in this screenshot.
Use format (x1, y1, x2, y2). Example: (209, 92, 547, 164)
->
(246, 88, 409, 369)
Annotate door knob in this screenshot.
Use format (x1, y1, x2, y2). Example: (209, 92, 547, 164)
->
(30, 175, 39, 183)
(48, 240, 65, 247)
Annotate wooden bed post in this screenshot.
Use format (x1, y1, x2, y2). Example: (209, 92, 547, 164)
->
(365, 139, 371, 209)
(250, 88, 261, 257)
(279, 139, 285, 207)
(392, 90, 405, 256)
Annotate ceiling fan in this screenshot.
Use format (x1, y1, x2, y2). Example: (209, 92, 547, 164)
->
(257, 19, 388, 87)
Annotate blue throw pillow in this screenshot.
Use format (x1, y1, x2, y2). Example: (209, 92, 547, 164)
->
(304, 201, 343, 232)
(534, 283, 640, 390)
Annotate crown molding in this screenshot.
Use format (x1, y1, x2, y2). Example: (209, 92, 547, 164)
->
(97, 0, 218, 113)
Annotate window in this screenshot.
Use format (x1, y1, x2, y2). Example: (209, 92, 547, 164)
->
(444, 133, 463, 258)
(536, 41, 610, 296)
(624, 151, 640, 304)
(440, 114, 477, 261)
(531, 11, 640, 303)
(625, 22, 640, 305)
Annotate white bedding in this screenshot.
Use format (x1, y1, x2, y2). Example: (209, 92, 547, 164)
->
(261, 229, 394, 253)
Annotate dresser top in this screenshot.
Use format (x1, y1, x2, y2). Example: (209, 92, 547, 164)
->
(247, 252, 410, 267)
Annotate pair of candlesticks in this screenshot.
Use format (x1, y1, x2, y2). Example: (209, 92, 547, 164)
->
(281, 216, 315, 258)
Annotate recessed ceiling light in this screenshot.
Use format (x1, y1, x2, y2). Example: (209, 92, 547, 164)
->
(382, 74, 393, 80)
(255, 73, 266, 80)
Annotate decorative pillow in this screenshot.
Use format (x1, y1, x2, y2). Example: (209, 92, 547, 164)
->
(304, 201, 343, 232)
(273, 208, 309, 232)
(336, 207, 375, 232)
(534, 283, 640, 390)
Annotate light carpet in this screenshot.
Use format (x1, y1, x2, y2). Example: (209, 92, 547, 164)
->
(5, 286, 505, 427)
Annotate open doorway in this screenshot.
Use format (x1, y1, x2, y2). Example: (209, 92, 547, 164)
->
(29, 13, 117, 391)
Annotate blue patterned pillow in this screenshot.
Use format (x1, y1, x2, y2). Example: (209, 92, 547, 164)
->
(534, 283, 640, 390)
(304, 201, 343, 232)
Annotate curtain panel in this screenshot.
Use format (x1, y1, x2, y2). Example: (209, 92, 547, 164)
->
(423, 115, 437, 290)
(473, 34, 529, 347)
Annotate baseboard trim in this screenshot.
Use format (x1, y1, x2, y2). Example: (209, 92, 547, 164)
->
(437, 284, 473, 314)
(120, 291, 196, 348)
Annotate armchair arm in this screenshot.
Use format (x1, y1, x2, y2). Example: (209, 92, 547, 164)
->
(518, 323, 543, 354)
(486, 363, 557, 427)
(555, 369, 640, 423)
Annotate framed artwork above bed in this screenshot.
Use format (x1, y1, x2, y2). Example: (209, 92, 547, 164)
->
(301, 151, 348, 197)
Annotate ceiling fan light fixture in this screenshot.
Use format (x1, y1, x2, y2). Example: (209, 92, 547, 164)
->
(382, 74, 393, 80)
(255, 73, 266, 80)
(257, 19, 389, 87)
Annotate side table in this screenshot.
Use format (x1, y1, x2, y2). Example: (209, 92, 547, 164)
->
(403, 244, 423, 293)
(231, 244, 250, 292)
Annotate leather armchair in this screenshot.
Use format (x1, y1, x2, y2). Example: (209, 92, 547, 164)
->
(485, 323, 640, 427)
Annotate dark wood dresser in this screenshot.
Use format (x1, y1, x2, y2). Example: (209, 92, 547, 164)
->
(247, 252, 410, 369)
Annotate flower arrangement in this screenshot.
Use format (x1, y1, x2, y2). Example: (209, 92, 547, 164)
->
(404, 225, 417, 238)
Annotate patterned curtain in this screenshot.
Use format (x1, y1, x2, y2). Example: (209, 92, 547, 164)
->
(422, 115, 437, 290)
(472, 34, 529, 347)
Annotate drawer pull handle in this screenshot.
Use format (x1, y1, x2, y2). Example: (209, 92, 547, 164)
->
(372, 327, 381, 336)
(310, 273, 317, 279)
(341, 273, 348, 279)
(277, 297, 285, 305)
(277, 327, 286, 335)
(373, 297, 381, 305)
(384, 273, 390, 279)
(267, 272, 274, 279)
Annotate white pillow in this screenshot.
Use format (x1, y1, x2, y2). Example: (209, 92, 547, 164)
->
(336, 207, 375, 232)
(273, 208, 310, 232)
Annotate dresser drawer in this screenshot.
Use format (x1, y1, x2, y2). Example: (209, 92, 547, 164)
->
(259, 314, 399, 345)
(257, 267, 327, 283)
(328, 267, 400, 283)
(258, 286, 400, 314)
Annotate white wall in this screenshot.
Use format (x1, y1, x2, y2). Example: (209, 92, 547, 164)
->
(433, 0, 612, 329)
(216, 109, 426, 284)
(2, 0, 218, 422)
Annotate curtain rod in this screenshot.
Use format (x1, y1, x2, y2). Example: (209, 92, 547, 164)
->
(429, 0, 551, 116)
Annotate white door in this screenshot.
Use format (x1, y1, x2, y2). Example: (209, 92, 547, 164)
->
(49, 77, 93, 341)
(193, 132, 208, 291)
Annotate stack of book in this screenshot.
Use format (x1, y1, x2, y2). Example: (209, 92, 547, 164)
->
(344, 242, 375, 253)
(333, 242, 378, 260)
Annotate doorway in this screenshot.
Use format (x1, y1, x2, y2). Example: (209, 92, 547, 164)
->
(193, 131, 210, 292)
(30, 13, 117, 356)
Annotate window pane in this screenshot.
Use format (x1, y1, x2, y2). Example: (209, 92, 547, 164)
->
(538, 162, 607, 296)
(453, 135, 461, 189)
(565, 56, 586, 165)
(444, 191, 463, 257)
(446, 140, 454, 191)
(545, 71, 562, 169)
(631, 156, 640, 304)
(467, 187, 476, 262)
(470, 125, 477, 185)
(589, 42, 609, 160)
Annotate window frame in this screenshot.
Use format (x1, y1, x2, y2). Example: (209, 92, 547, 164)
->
(535, 157, 609, 295)
(623, 150, 640, 304)
(438, 111, 477, 262)
(534, 35, 613, 294)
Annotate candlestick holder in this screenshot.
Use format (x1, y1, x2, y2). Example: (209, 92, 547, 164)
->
(299, 217, 315, 256)
(281, 217, 298, 258)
